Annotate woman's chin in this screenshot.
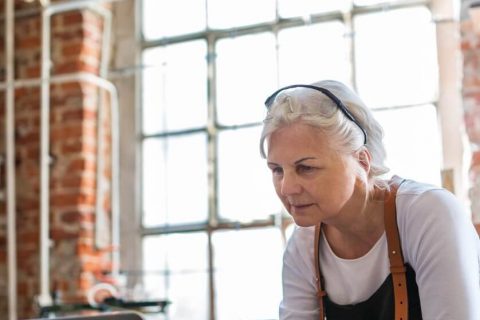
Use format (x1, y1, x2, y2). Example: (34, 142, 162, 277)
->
(292, 216, 317, 227)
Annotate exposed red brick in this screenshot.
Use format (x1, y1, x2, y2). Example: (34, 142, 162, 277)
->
(50, 124, 84, 141)
(50, 192, 96, 207)
(61, 211, 94, 224)
(17, 36, 40, 50)
(63, 11, 83, 26)
(79, 228, 95, 239)
(59, 81, 83, 93)
(17, 248, 37, 265)
(61, 175, 96, 190)
(26, 66, 40, 78)
(51, 228, 80, 241)
(66, 158, 96, 174)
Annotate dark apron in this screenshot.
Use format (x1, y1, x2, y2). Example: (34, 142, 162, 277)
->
(324, 264, 423, 319)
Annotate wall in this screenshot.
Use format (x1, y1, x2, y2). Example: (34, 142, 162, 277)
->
(0, 0, 112, 317)
(461, 5, 480, 231)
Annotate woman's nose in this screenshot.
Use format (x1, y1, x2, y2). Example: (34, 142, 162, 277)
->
(280, 173, 302, 196)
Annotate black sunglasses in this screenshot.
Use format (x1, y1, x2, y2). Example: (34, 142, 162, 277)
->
(264, 84, 367, 145)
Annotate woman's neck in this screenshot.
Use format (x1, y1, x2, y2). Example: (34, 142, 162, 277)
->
(323, 184, 386, 259)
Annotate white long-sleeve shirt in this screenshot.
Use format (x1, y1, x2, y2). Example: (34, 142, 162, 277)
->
(280, 179, 480, 320)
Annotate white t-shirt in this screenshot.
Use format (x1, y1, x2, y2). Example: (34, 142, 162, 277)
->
(280, 179, 480, 320)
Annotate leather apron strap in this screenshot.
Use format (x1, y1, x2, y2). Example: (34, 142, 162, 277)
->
(385, 176, 408, 320)
(314, 223, 326, 319)
(313, 176, 408, 320)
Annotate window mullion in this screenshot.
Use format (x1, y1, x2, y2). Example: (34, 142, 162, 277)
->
(206, 32, 218, 320)
(343, 9, 356, 90)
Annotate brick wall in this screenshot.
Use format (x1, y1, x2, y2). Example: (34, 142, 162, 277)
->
(0, 0, 112, 318)
(461, 16, 480, 229)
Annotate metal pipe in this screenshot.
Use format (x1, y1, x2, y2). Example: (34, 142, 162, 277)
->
(5, 0, 17, 318)
(94, 85, 107, 251)
(94, 5, 113, 270)
(95, 9, 112, 240)
(101, 7, 119, 275)
(98, 6, 112, 78)
(43, 0, 103, 16)
(38, 3, 52, 306)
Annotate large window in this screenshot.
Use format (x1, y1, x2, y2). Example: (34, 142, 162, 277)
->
(139, 1, 441, 319)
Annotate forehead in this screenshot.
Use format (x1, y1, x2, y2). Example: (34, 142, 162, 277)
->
(267, 122, 335, 160)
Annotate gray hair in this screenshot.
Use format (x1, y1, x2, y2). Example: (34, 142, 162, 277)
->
(260, 80, 389, 188)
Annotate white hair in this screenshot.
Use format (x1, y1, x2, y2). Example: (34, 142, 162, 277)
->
(260, 80, 389, 188)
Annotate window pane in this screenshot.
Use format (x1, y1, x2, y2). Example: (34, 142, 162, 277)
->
(142, 41, 208, 134)
(213, 228, 283, 320)
(278, 22, 350, 85)
(216, 33, 276, 126)
(354, 7, 438, 108)
(143, 233, 209, 320)
(278, 0, 349, 18)
(208, 0, 275, 29)
(218, 126, 281, 222)
(374, 104, 442, 186)
(142, 134, 208, 227)
(142, 0, 206, 39)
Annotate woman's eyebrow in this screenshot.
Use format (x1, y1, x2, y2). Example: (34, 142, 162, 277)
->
(294, 157, 316, 165)
(267, 157, 317, 167)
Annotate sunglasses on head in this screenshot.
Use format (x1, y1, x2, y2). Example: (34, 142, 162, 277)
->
(264, 84, 367, 145)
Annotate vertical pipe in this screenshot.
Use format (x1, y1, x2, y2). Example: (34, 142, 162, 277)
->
(94, 76, 107, 251)
(38, 5, 53, 306)
(93, 6, 121, 279)
(5, 0, 18, 318)
(109, 79, 120, 279)
(100, 10, 122, 279)
(100, 8, 112, 78)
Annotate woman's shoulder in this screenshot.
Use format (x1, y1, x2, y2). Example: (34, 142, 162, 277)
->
(393, 178, 479, 264)
(394, 178, 470, 233)
(395, 178, 467, 221)
(396, 178, 444, 196)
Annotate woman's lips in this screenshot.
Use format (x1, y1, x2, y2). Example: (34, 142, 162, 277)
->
(291, 203, 313, 211)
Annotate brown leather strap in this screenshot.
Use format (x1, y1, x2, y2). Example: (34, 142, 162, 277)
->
(314, 223, 326, 319)
(314, 176, 408, 320)
(385, 175, 408, 320)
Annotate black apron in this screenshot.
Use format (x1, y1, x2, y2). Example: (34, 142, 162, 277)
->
(324, 264, 422, 319)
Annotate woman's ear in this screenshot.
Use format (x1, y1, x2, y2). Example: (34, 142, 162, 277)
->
(357, 148, 371, 173)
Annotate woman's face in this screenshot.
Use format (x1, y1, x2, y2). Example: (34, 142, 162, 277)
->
(266, 121, 358, 227)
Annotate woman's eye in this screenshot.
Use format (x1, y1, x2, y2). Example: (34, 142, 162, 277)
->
(297, 165, 315, 174)
(271, 167, 283, 176)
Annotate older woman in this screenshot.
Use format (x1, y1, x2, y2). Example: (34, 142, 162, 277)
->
(260, 80, 480, 320)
